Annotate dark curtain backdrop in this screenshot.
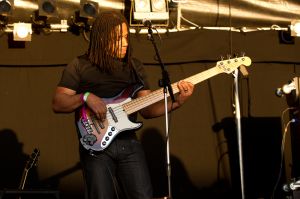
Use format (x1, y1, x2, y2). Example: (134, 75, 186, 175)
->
(0, 29, 299, 199)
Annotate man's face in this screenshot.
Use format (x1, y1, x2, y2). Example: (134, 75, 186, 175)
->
(114, 22, 128, 59)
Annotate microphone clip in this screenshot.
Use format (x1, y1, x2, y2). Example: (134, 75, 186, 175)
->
(275, 81, 296, 97)
(142, 19, 152, 28)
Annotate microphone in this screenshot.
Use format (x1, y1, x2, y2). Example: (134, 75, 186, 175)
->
(142, 19, 152, 28)
(283, 183, 291, 192)
(275, 81, 296, 97)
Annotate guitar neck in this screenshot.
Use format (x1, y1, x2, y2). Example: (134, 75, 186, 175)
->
(123, 66, 221, 114)
(18, 148, 40, 191)
(18, 169, 29, 190)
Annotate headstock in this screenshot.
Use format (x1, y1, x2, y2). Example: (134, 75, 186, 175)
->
(25, 148, 40, 171)
(217, 56, 251, 74)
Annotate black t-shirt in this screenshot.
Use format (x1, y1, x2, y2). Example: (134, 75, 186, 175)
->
(58, 55, 149, 148)
(58, 54, 150, 98)
(58, 54, 150, 129)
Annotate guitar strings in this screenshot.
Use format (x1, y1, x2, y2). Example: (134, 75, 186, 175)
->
(113, 66, 222, 115)
(86, 65, 236, 120)
(123, 67, 220, 113)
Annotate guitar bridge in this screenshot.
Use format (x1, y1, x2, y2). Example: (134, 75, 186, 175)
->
(81, 119, 93, 134)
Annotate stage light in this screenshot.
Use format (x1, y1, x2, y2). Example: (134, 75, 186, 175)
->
(134, 0, 151, 12)
(0, 0, 13, 16)
(291, 20, 300, 37)
(38, 0, 57, 17)
(151, 0, 167, 12)
(132, 0, 169, 22)
(80, 0, 99, 19)
(13, 23, 32, 41)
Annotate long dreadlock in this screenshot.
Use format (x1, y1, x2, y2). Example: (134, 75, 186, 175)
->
(87, 11, 132, 73)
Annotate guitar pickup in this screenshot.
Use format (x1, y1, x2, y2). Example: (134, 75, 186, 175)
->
(99, 122, 105, 129)
(90, 115, 105, 130)
(108, 107, 118, 122)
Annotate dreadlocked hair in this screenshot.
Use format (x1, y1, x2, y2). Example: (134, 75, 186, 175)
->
(87, 11, 132, 73)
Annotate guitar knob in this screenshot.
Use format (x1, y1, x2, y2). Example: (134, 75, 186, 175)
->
(82, 134, 97, 146)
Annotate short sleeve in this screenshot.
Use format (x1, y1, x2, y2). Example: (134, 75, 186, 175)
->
(57, 58, 81, 91)
(132, 58, 150, 90)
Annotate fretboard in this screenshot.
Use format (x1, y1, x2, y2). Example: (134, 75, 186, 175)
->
(123, 66, 221, 114)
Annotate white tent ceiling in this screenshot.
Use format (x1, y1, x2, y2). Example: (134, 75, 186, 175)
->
(1, 0, 299, 33)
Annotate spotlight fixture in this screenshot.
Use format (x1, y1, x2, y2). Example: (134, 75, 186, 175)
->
(38, 0, 57, 17)
(134, 0, 151, 12)
(291, 20, 300, 37)
(131, 0, 169, 23)
(80, 0, 99, 19)
(13, 23, 32, 41)
(151, 0, 167, 12)
(0, 0, 13, 16)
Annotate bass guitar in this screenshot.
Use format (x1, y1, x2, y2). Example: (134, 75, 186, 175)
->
(18, 148, 40, 190)
(77, 56, 252, 151)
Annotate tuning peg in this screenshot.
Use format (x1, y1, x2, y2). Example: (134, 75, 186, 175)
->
(232, 53, 238, 58)
(241, 52, 245, 57)
(220, 55, 224, 60)
(227, 54, 231, 59)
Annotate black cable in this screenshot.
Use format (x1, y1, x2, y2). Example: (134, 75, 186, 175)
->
(270, 107, 298, 198)
(217, 151, 229, 182)
(271, 118, 296, 199)
(0, 61, 300, 68)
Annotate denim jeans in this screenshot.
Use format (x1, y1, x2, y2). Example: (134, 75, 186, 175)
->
(80, 131, 153, 199)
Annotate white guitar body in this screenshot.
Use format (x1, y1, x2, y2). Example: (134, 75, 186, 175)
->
(77, 88, 143, 151)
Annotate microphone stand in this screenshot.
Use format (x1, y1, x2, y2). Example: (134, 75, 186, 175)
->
(147, 25, 175, 199)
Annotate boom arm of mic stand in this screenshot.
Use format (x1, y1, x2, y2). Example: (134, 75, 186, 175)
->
(147, 27, 175, 102)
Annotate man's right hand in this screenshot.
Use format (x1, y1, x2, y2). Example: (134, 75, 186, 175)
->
(85, 93, 107, 122)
